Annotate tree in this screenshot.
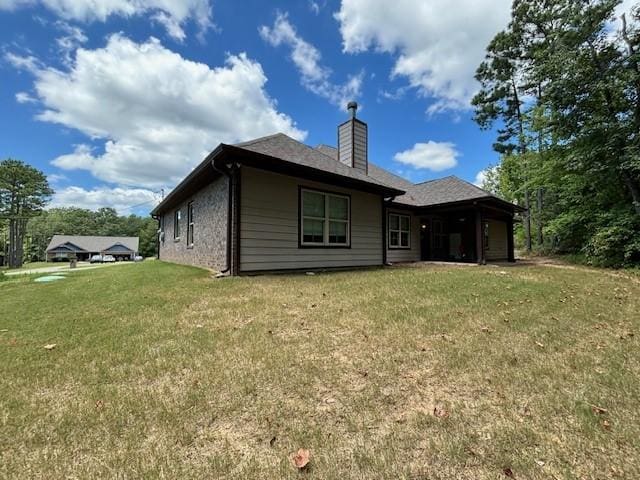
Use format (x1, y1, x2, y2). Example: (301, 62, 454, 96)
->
(0, 159, 52, 268)
(475, 0, 640, 266)
(472, 27, 535, 251)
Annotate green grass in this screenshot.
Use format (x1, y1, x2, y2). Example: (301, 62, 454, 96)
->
(1, 261, 56, 271)
(1, 261, 639, 479)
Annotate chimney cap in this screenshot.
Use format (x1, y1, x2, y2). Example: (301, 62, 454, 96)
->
(347, 101, 358, 119)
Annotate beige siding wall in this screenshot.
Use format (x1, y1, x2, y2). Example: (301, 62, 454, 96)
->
(486, 219, 508, 260)
(159, 176, 228, 270)
(385, 208, 421, 264)
(240, 167, 383, 272)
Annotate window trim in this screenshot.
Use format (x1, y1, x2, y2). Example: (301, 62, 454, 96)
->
(388, 212, 411, 250)
(186, 201, 195, 247)
(174, 209, 181, 241)
(298, 187, 351, 249)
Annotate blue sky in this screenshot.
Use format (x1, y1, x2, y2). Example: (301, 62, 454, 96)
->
(0, 0, 519, 215)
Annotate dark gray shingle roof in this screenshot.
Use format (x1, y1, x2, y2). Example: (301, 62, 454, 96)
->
(312, 144, 495, 207)
(393, 176, 498, 207)
(46, 235, 139, 253)
(234, 134, 401, 193)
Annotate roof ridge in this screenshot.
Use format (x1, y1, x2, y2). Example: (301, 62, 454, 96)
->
(448, 175, 499, 197)
(233, 132, 288, 147)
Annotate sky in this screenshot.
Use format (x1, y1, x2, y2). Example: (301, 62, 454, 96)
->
(0, 0, 631, 215)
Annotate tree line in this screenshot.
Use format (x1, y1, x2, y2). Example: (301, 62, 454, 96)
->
(0, 159, 157, 267)
(473, 0, 640, 267)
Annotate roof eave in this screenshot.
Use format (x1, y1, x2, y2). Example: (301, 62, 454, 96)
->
(151, 144, 225, 215)
(219, 145, 404, 198)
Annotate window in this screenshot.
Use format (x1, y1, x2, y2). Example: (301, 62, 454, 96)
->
(301, 189, 350, 247)
(388, 213, 411, 249)
(174, 209, 181, 239)
(187, 202, 194, 246)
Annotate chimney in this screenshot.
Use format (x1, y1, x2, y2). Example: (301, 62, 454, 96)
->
(338, 101, 368, 174)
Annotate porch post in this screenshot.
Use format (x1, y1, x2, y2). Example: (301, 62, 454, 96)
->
(507, 216, 515, 262)
(475, 208, 485, 265)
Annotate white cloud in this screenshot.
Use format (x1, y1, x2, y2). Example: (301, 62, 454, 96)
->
(474, 169, 487, 187)
(4, 52, 42, 72)
(335, 0, 511, 113)
(47, 173, 69, 184)
(260, 13, 363, 108)
(15, 91, 37, 103)
(54, 21, 87, 65)
(394, 141, 459, 171)
(309, 1, 320, 15)
(0, 0, 213, 40)
(13, 34, 304, 188)
(49, 185, 160, 213)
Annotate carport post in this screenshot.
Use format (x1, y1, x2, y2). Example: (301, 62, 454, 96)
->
(507, 216, 515, 262)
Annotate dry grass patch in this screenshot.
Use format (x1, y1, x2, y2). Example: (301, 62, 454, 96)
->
(1, 261, 639, 479)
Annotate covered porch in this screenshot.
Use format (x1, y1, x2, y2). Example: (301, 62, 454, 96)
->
(385, 197, 521, 266)
(416, 199, 517, 264)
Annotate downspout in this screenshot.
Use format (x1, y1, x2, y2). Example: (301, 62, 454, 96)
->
(151, 214, 160, 260)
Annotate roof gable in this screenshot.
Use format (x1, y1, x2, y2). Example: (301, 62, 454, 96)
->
(46, 236, 139, 253)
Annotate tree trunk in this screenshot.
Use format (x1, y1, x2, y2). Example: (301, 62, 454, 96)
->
(7, 218, 26, 268)
(524, 189, 532, 252)
(536, 187, 544, 246)
(622, 170, 640, 216)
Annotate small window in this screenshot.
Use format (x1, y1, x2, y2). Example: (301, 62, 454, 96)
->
(388, 213, 410, 249)
(301, 189, 350, 247)
(174, 209, 181, 239)
(187, 202, 194, 246)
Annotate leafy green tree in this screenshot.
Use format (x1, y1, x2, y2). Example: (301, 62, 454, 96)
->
(0, 159, 52, 268)
(475, 0, 640, 266)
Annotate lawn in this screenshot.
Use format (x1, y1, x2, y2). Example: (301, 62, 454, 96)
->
(1, 261, 638, 479)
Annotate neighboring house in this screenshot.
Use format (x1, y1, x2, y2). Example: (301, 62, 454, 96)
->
(151, 103, 523, 275)
(46, 235, 139, 262)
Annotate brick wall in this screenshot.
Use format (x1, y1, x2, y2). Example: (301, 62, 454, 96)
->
(159, 176, 228, 271)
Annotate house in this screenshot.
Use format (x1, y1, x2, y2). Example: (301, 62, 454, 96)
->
(46, 235, 139, 262)
(151, 102, 523, 275)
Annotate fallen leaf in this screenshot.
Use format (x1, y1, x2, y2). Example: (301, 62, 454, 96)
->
(292, 448, 310, 469)
(481, 326, 493, 333)
(602, 420, 611, 430)
(503, 467, 515, 478)
(433, 406, 449, 418)
(590, 405, 608, 415)
(269, 436, 277, 447)
(95, 400, 104, 410)
(43, 343, 57, 350)
(0, 329, 8, 333)
(535, 342, 545, 348)
(535, 460, 545, 467)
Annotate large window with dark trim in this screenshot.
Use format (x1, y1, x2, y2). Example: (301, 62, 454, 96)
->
(301, 189, 350, 247)
(187, 202, 194, 246)
(388, 213, 410, 249)
(174, 209, 181, 240)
